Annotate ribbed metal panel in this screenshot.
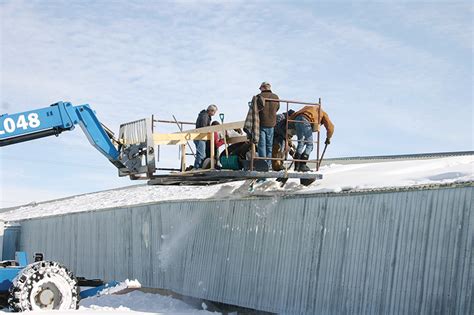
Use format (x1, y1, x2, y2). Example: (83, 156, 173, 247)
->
(18, 185, 473, 314)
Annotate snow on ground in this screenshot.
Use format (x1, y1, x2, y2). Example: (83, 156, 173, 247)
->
(0, 289, 217, 314)
(79, 290, 216, 315)
(1, 156, 472, 221)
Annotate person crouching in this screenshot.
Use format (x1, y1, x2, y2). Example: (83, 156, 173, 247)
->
(289, 105, 334, 172)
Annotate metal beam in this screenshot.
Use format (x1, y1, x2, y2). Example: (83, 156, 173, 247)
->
(153, 132, 211, 145)
(179, 121, 244, 134)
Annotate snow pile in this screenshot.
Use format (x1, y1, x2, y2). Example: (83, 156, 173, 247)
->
(0, 156, 472, 221)
(98, 279, 142, 296)
(0, 289, 217, 314)
(301, 155, 473, 194)
(80, 290, 216, 314)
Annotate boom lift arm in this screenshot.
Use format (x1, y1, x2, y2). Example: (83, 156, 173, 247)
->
(1, 99, 324, 186)
(0, 101, 149, 176)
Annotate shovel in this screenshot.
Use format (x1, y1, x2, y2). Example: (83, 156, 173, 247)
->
(219, 113, 229, 158)
(317, 143, 329, 171)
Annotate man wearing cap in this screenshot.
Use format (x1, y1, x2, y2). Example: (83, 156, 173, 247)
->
(257, 82, 280, 169)
(194, 104, 218, 169)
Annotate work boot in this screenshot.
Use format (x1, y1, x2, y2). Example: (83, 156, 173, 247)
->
(293, 153, 301, 171)
(299, 153, 311, 172)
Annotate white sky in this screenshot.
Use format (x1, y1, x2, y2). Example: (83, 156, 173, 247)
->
(0, 0, 472, 208)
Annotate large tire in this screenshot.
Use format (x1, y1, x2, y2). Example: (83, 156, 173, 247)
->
(8, 261, 80, 312)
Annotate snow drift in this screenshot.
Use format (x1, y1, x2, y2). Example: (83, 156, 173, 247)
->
(1, 156, 472, 222)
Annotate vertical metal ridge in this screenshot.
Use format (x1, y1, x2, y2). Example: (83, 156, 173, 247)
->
(16, 186, 473, 314)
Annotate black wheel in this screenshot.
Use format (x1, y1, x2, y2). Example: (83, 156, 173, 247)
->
(300, 178, 316, 186)
(8, 261, 80, 312)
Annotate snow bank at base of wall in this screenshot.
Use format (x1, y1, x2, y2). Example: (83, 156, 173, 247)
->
(1, 156, 472, 221)
(98, 279, 142, 296)
(80, 290, 215, 314)
(0, 287, 216, 315)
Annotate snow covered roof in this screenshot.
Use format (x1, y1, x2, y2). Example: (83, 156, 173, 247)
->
(1, 155, 472, 222)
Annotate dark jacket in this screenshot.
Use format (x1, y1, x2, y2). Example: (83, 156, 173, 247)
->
(196, 110, 211, 129)
(273, 110, 296, 145)
(257, 90, 280, 128)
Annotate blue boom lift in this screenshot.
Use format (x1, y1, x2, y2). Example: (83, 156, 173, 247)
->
(0, 102, 149, 311)
(0, 100, 324, 310)
(1, 100, 323, 185)
(0, 101, 156, 178)
(0, 252, 79, 311)
(0, 251, 119, 311)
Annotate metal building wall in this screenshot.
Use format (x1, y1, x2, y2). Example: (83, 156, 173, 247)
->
(18, 185, 473, 314)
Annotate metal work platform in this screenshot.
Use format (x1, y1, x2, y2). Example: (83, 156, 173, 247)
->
(148, 169, 322, 186)
(117, 97, 328, 186)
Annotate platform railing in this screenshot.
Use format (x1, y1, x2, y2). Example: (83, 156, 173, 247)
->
(249, 98, 322, 172)
(149, 98, 323, 174)
(151, 116, 198, 171)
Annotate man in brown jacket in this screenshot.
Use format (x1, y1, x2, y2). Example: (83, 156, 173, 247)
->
(289, 106, 334, 172)
(257, 82, 280, 169)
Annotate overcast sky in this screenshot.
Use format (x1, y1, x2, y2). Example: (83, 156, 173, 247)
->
(1, 0, 472, 208)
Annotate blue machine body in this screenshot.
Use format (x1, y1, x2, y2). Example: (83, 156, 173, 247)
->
(0, 101, 124, 169)
(0, 251, 119, 298)
(0, 252, 28, 292)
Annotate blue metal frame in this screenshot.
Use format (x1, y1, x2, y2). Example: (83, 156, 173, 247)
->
(0, 102, 122, 167)
(74, 105, 120, 162)
(0, 252, 28, 292)
(15, 252, 27, 267)
(0, 102, 76, 136)
(0, 251, 119, 299)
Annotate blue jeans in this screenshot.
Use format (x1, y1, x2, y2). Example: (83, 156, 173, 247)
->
(194, 140, 206, 169)
(295, 116, 313, 156)
(258, 127, 274, 168)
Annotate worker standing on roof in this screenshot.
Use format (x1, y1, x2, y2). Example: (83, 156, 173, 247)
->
(289, 106, 334, 172)
(257, 82, 280, 169)
(194, 104, 218, 169)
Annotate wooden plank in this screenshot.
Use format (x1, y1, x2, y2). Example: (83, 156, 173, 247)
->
(226, 135, 248, 144)
(250, 143, 256, 171)
(179, 121, 244, 134)
(210, 132, 215, 169)
(181, 144, 186, 171)
(147, 170, 323, 185)
(153, 132, 211, 145)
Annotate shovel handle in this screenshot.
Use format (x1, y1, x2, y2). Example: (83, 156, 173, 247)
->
(224, 133, 229, 157)
(219, 113, 229, 157)
(317, 143, 328, 171)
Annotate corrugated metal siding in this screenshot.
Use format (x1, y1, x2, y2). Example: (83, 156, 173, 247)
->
(18, 185, 473, 314)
